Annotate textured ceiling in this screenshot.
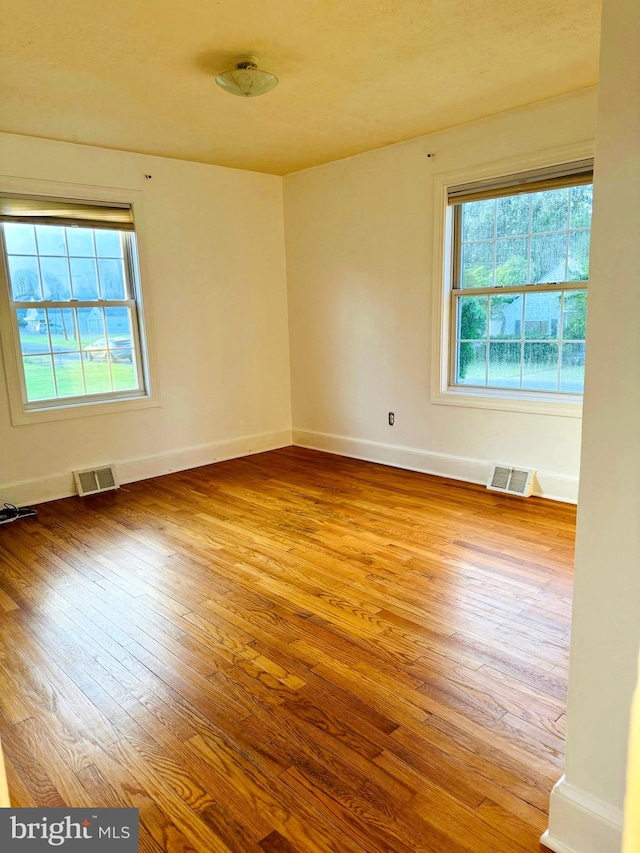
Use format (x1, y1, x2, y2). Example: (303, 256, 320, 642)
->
(1, 0, 601, 175)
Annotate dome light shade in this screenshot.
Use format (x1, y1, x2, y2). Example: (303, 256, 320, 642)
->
(215, 56, 279, 98)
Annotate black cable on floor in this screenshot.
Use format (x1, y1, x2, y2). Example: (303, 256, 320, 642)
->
(0, 502, 38, 525)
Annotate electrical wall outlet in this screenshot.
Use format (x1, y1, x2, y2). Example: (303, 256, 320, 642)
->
(388, 412, 395, 426)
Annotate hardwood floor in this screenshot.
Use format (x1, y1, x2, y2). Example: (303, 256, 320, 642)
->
(0, 447, 576, 852)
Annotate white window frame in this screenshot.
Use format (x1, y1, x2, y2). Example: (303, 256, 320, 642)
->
(0, 177, 160, 426)
(430, 142, 594, 418)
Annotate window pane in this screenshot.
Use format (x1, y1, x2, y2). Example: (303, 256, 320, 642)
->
(495, 238, 528, 286)
(461, 241, 494, 288)
(523, 343, 559, 391)
(531, 188, 569, 233)
(105, 305, 132, 338)
(112, 362, 138, 392)
(561, 343, 585, 392)
(41, 256, 71, 301)
(53, 353, 86, 398)
(562, 291, 587, 340)
(104, 306, 135, 365)
(458, 295, 487, 339)
(530, 233, 568, 283)
(457, 342, 486, 385)
(78, 306, 106, 350)
(23, 355, 56, 401)
(35, 226, 66, 256)
(4, 224, 37, 254)
(462, 199, 495, 241)
(69, 257, 99, 299)
(19, 308, 50, 355)
(570, 185, 593, 229)
(524, 291, 560, 339)
(496, 195, 529, 237)
(95, 230, 123, 258)
(49, 308, 80, 352)
(66, 228, 95, 257)
(488, 342, 521, 387)
(8, 256, 42, 300)
(568, 230, 590, 281)
(98, 258, 126, 299)
(83, 361, 113, 395)
(489, 294, 523, 340)
(105, 306, 133, 348)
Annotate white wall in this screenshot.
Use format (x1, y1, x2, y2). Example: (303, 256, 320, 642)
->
(0, 133, 292, 504)
(544, 0, 640, 849)
(284, 89, 597, 501)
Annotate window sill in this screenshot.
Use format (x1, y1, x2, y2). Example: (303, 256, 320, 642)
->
(432, 387, 583, 418)
(9, 392, 161, 426)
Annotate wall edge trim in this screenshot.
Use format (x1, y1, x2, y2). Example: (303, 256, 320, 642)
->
(0, 429, 293, 506)
(542, 776, 624, 853)
(293, 428, 578, 503)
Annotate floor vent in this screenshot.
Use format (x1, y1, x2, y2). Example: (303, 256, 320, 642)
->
(487, 464, 535, 497)
(74, 465, 119, 497)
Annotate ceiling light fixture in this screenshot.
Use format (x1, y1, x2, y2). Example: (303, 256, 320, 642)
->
(215, 56, 279, 98)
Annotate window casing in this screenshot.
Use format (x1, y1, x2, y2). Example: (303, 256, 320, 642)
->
(444, 160, 592, 404)
(0, 194, 150, 417)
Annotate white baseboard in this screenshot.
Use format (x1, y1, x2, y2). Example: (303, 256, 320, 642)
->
(292, 429, 579, 503)
(3, 427, 579, 507)
(542, 776, 623, 853)
(0, 429, 292, 506)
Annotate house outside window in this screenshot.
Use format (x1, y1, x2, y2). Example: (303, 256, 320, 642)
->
(0, 193, 152, 422)
(436, 157, 593, 413)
